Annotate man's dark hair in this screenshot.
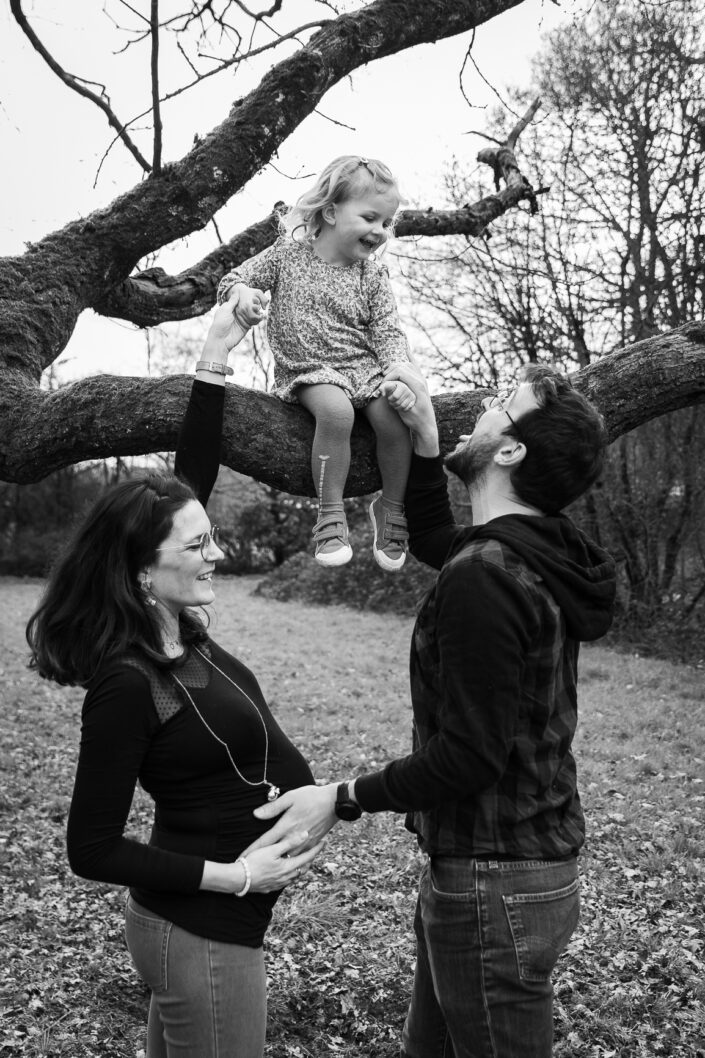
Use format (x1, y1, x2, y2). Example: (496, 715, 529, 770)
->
(505, 365, 607, 514)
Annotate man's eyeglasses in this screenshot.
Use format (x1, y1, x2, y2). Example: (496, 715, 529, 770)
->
(156, 526, 220, 561)
(485, 392, 520, 433)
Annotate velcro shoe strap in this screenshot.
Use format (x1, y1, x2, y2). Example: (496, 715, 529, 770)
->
(382, 514, 409, 544)
(313, 514, 349, 544)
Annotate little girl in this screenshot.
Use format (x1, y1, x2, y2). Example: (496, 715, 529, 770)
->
(217, 155, 416, 572)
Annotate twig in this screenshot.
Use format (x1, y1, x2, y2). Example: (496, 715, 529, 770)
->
(10, 0, 152, 173)
(150, 0, 163, 174)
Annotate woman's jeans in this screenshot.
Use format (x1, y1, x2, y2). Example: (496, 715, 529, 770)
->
(401, 856, 580, 1058)
(124, 896, 267, 1058)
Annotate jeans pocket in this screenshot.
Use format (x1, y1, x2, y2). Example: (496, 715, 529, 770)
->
(124, 897, 171, 992)
(428, 857, 474, 900)
(503, 877, 580, 982)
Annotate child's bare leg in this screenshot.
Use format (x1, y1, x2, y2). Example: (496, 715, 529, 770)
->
(362, 395, 412, 572)
(298, 383, 355, 566)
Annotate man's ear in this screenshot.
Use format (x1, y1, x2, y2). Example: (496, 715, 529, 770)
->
(321, 202, 336, 225)
(493, 439, 526, 469)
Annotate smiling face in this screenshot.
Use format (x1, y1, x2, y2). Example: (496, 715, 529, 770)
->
(445, 382, 540, 485)
(147, 500, 224, 617)
(320, 184, 400, 266)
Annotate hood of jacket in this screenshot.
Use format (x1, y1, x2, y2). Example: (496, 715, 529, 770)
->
(466, 514, 617, 642)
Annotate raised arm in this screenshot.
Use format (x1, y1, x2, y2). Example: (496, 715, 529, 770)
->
(382, 363, 465, 568)
(174, 288, 268, 505)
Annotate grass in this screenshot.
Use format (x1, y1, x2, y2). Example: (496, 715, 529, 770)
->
(0, 575, 703, 1057)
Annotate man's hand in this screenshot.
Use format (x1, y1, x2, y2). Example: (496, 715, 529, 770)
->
(382, 363, 440, 457)
(243, 784, 339, 856)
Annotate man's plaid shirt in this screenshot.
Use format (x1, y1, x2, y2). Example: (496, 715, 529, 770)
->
(355, 455, 616, 860)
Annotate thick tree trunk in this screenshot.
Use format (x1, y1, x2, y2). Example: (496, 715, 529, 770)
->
(4, 322, 705, 489)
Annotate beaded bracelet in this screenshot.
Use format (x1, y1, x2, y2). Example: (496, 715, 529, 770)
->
(234, 856, 251, 897)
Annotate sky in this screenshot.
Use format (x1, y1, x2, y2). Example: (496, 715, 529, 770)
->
(0, 0, 591, 383)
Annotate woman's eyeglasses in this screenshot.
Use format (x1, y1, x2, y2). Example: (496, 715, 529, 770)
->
(156, 526, 220, 561)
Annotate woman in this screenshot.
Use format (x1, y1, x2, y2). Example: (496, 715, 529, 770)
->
(25, 290, 321, 1058)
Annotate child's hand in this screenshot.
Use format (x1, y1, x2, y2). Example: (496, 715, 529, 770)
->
(234, 285, 270, 328)
(379, 379, 417, 413)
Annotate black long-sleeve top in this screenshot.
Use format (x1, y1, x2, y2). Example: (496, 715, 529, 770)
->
(66, 381, 314, 946)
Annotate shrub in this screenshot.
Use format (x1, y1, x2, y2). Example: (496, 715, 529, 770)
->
(255, 520, 437, 615)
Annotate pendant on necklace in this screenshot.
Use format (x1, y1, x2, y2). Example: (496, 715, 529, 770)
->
(267, 784, 280, 802)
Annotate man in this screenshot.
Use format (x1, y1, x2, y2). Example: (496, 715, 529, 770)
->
(253, 363, 616, 1058)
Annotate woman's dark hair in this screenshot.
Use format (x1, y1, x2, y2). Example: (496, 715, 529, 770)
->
(505, 365, 607, 514)
(26, 473, 209, 687)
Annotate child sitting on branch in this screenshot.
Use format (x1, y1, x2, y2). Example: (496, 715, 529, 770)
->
(218, 155, 417, 572)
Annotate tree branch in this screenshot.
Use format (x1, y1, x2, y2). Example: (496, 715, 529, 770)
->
(1, 0, 528, 380)
(96, 178, 548, 327)
(151, 0, 163, 174)
(3, 323, 705, 487)
(96, 90, 544, 328)
(478, 98, 544, 214)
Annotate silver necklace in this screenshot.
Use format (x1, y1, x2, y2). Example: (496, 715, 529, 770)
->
(171, 647, 280, 802)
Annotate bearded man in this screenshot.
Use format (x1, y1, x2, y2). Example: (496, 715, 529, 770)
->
(254, 362, 617, 1058)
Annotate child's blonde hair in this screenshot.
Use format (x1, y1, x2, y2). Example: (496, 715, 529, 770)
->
(281, 155, 400, 242)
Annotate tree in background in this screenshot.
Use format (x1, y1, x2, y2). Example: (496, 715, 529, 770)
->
(399, 0, 705, 643)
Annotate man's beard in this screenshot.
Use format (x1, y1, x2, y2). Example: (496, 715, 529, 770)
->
(444, 436, 498, 488)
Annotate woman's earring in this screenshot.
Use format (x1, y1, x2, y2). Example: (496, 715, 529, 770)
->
(140, 575, 156, 606)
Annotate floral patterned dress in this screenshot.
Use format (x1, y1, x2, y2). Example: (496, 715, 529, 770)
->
(217, 237, 410, 407)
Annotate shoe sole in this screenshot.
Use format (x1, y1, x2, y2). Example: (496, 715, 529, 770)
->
(368, 501, 406, 573)
(315, 545, 353, 567)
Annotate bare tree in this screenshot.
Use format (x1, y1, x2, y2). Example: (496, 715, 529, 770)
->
(400, 0, 705, 612)
(2, 0, 705, 496)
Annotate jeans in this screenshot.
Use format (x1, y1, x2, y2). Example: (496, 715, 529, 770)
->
(401, 856, 580, 1058)
(124, 896, 267, 1058)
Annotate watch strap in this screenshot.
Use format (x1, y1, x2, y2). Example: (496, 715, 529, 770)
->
(196, 360, 234, 376)
(334, 781, 362, 821)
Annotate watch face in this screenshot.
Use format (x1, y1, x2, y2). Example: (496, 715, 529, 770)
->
(336, 800, 362, 821)
(335, 782, 361, 821)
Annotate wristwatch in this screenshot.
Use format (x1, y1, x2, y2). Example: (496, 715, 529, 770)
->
(334, 782, 362, 822)
(195, 360, 234, 376)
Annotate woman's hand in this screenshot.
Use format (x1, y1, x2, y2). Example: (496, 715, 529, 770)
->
(200, 831, 322, 894)
(245, 832, 323, 894)
(244, 784, 339, 855)
(205, 288, 250, 352)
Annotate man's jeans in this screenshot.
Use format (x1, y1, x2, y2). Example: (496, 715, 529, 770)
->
(401, 856, 580, 1058)
(124, 896, 267, 1058)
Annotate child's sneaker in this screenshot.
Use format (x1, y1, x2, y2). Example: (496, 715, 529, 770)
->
(369, 497, 408, 572)
(312, 511, 353, 567)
